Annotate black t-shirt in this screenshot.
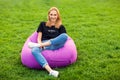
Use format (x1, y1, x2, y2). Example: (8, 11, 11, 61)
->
(37, 22, 67, 40)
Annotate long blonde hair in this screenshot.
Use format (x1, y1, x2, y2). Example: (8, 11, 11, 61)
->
(46, 7, 62, 29)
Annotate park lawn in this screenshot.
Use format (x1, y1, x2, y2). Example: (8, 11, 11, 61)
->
(0, 0, 120, 80)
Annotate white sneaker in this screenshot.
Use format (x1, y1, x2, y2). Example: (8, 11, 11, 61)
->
(49, 70, 59, 77)
(28, 42, 40, 48)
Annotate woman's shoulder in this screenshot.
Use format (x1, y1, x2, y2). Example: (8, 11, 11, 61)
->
(39, 21, 46, 27)
(58, 24, 66, 30)
(60, 24, 65, 28)
(40, 21, 46, 24)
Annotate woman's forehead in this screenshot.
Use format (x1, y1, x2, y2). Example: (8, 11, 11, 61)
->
(49, 10, 57, 14)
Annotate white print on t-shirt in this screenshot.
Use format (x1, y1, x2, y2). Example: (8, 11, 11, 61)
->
(48, 30, 56, 33)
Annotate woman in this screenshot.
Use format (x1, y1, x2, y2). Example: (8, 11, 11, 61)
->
(28, 7, 68, 77)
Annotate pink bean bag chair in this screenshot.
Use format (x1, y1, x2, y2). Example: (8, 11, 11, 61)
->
(21, 32, 77, 69)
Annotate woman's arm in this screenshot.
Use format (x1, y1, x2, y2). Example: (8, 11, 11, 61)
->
(59, 25, 67, 34)
(37, 32, 42, 44)
(37, 32, 51, 47)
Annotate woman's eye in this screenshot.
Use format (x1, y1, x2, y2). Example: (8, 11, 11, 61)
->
(50, 14, 57, 16)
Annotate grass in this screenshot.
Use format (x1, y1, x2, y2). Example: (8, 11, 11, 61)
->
(0, 0, 120, 80)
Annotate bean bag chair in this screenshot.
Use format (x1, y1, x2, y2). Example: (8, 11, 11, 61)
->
(21, 32, 77, 69)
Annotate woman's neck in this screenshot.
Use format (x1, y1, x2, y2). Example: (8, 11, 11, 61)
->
(50, 21, 56, 26)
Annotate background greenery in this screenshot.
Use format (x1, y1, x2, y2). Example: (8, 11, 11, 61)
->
(0, 0, 120, 80)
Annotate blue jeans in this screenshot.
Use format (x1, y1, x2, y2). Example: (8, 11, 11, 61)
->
(31, 33, 68, 67)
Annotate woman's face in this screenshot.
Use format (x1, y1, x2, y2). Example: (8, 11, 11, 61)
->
(49, 10, 58, 22)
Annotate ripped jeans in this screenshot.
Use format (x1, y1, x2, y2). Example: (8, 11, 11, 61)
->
(31, 33, 68, 67)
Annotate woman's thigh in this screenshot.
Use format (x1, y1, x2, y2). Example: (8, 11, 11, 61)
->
(42, 40, 64, 50)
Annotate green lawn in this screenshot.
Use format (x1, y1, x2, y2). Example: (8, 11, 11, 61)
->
(0, 0, 120, 80)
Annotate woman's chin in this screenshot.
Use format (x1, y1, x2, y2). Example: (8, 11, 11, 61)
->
(51, 20, 56, 22)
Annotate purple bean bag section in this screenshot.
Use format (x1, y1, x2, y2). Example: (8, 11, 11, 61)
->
(21, 32, 77, 69)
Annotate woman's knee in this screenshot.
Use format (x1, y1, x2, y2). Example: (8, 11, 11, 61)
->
(60, 33, 68, 41)
(31, 47, 41, 55)
(50, 33, 68, 46)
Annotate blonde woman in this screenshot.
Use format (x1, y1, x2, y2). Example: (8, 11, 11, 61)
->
(28, 7, 68, 77)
